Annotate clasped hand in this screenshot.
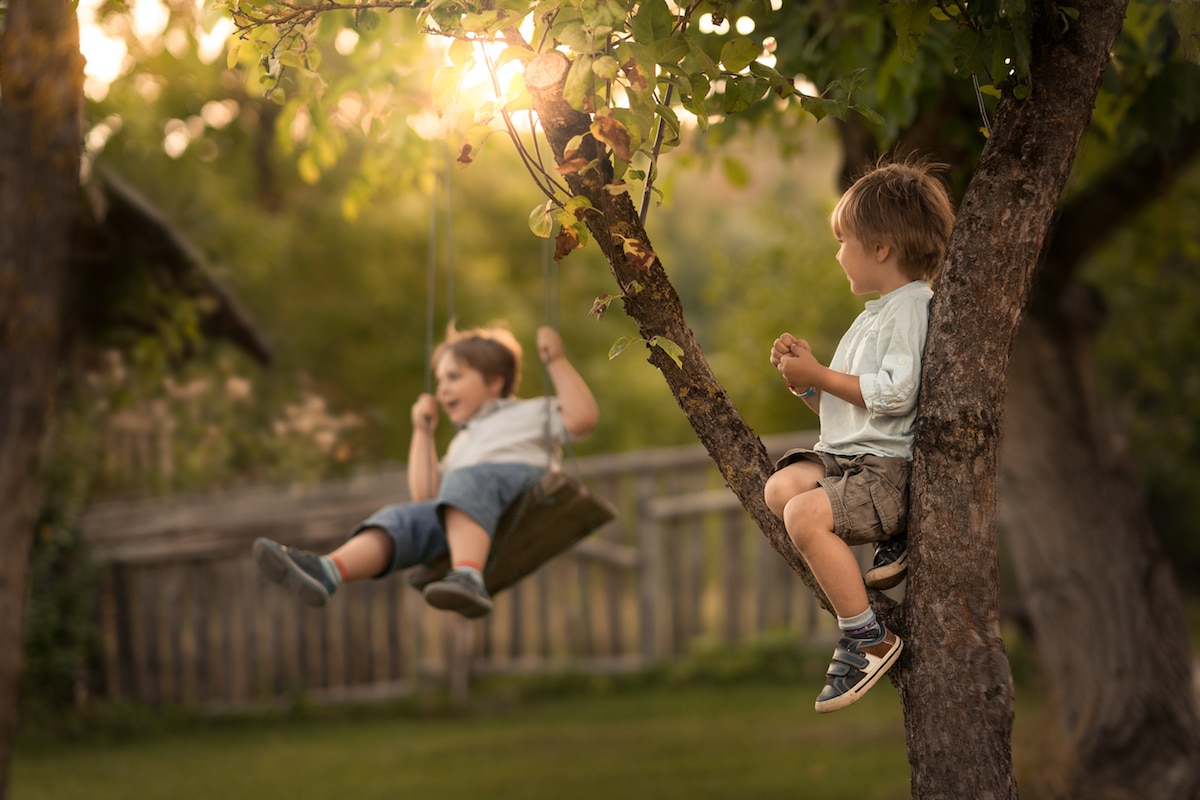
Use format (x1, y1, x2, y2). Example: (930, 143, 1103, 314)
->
(770, 332, 819, 388)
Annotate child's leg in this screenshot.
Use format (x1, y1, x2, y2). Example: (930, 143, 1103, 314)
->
(763, 459, 823, 518)
(442, 507, 491, 573)
(255, 501, 440, 607)
(779, 474, 903, 714)
(327, 527, 394, 580)
(780, 487, 869, 618)
(422, 506, 494, 618)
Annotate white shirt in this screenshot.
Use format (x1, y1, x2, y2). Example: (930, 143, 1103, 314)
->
(441, 397, 569, 472)
(815, 280, 932, 460)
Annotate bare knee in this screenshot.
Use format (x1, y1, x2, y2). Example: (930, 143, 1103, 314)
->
(764, 463, 821, 518)
(782, 491, 833, 553)
(764, 472, 792, 517)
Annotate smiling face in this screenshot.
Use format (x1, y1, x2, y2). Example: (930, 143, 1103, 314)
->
(434, 351, 505, 426)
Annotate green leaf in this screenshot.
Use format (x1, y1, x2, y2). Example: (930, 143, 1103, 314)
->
(719, 36, 760, 73)
(608, 336, 641, 360)
(593, 55, 621, 81)
(890, 0, 933, 63)
(448, 38, 476, 68)
(723, 75, 768, 113)
(528, 201, 555, 238)
(356, 9, 381, 31)
(564, 54, 596, 112)
(630, 0, 676, 45)
(277, 49, 306, 70)
(649, 336, 684, 368)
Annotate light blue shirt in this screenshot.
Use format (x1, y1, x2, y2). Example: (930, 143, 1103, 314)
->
(815, 280, 932, 460)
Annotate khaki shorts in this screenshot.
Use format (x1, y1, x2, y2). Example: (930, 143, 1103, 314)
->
(773, 448, 910, 546)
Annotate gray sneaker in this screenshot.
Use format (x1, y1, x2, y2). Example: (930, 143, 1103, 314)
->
(422, 569, 493, 619)
(864, 534, 908, 590)
(253, 537, 334, 607)
(814, 627, 903, 713)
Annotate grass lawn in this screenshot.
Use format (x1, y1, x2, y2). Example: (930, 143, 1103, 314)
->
(12, 679, 912, 800)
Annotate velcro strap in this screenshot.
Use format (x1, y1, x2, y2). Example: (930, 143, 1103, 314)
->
(827, 645, 869, 676)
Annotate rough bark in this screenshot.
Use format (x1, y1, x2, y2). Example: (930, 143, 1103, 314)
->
(894, 1, 1129, 797)
(0, 1, 84, 796)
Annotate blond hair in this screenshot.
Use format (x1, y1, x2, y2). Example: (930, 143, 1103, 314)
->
(432, 321, 523, 398)
(831, 158, 956, 282)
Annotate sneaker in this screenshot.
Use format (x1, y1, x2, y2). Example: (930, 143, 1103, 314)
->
(814, 627, 903, 714)
(422, 569, 494, 619)
(253, 537, 334, 607)
(406, 564, 447, 592)
(864, 534, 908, 590)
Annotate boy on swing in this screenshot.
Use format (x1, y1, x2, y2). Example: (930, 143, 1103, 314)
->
(254, 322, 599, 619)
(764, 158, 955, 712)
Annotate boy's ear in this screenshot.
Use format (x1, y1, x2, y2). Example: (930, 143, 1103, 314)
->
(486, 374, 507, 397)
(874, 243, 892, 262)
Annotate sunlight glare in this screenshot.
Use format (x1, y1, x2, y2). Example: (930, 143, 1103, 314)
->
(199, 17, 237, 64)
(335, 28, 361, 56)
(132, 0, 169, 41)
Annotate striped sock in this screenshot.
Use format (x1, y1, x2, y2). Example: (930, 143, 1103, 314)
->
(318, 555, 344, 590)
(838, 608, 883, 642)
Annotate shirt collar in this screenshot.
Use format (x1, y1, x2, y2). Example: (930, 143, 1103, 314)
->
(864, 279, 929, 313)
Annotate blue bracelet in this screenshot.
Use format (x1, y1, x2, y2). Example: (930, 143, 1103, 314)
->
(787, 383, 816, 399)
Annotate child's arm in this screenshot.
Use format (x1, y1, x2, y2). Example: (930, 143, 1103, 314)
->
(537, 326, 599, 439)
(778, 343, 867, 410)
(408, 393, 441, 500)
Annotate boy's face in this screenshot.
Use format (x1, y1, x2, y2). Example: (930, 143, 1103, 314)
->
(434, 352, 505, 426)
(835, 233, 896, 296)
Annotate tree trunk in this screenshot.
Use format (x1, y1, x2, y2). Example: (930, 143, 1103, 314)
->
(896, 1, 1129, 795)
(1000, 310, 1200, 799)
(0, 1, 84, 796)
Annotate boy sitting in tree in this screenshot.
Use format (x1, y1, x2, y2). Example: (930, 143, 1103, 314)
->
(764, 158, 955, 712)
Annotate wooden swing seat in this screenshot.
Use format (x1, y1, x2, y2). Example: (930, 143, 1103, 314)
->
(406, 468, 618, 595)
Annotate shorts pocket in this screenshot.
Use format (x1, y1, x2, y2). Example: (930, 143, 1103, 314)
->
(868, 479, 906, 538)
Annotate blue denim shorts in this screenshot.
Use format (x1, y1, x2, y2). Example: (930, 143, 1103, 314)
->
(352, 462, 544, 576)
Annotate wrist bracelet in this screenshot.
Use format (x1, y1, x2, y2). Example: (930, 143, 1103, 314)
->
(787, 383, 816, 399)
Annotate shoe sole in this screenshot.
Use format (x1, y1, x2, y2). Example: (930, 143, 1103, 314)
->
(253, 538, 329, 608)
(864, 551, 908, 590)
(423, 582, 493, 619)
(815, 635, 903, 714)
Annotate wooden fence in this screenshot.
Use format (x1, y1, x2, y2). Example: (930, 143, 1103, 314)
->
(79, 431, 832, 711)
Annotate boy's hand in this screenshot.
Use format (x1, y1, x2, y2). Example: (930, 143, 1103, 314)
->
(537, 326, 565, 364)
(411, 393, 438, 430)
(778, 347, 819, 388)
(770, 333, 811, 368)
